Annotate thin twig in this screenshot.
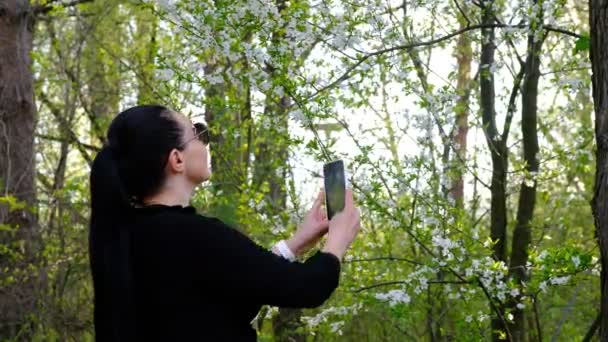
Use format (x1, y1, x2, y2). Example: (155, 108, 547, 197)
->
(354, 279, 471, 293)
(344, 256, 423, 265)
(35, 134, 100, 152)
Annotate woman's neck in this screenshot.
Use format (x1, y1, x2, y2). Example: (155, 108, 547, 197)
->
(142, 181, 193, 207)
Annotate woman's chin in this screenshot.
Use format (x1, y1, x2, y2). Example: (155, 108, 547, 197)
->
(191, 173, 210, 185)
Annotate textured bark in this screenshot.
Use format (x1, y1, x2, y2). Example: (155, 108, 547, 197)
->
(590, 0, 608, 339)
(508, 1, 543, 338)
(451, 18, 472, 205)
(0, 0, 39, 338)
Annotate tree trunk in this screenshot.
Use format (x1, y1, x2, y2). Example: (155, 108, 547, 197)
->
(253, 94, 289, 210)
(479, 1, 509, 340)
(480, 0, 507, 265)
(508, 1, 543, 339)
(264, 102, 302, 341)
(260, 1, 306, 339)
(451, 12, 472, 206)
(133, 6, 158, 105)
(82, 0, 121, 142)
(203, 60, 251, 227)
(590, 0, 608, 339)
(0, 0, 39, 338)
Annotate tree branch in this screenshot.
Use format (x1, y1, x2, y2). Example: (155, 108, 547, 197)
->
(33, 0, 94, 15)
(501, 65, 526, 142)
(354, 280, 471, 293)
(35, 134, 100, 152)
(477, 278, 514, 341)
(38, 91, 94, 165)
(582, 312, 601, 342)
(344, 256, 423, 265)
(544, 25, 583, 39)
(453, 0, 471, 26)
(307, 23, 581, 99)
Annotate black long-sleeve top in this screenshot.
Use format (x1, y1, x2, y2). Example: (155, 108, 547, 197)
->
(89, 204, 341, 341)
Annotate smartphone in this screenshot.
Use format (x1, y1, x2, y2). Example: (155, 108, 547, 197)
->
(323, 160, 346, 220)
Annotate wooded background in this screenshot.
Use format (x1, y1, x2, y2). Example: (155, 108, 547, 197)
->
(1, 0, 608, 341)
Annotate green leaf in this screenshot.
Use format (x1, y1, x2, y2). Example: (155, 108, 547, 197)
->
(0, 195, 26, 212)
(306, 139, 318, 151)
(573, 35, 590, 55)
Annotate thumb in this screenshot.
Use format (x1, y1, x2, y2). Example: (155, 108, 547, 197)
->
(344, 188, 354, 209)
(313, 190, 324, 209)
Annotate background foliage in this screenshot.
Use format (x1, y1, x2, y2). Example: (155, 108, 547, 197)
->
(0, 0, 601, 341)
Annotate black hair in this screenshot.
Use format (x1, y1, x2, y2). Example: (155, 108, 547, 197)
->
(89, 105, 184, 340)
(101, 105, 185, 205)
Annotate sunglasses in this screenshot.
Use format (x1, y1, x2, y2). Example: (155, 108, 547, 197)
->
(178, 122, 209, 149)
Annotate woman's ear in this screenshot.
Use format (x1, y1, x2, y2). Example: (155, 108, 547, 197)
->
(167, 149, 186, 173)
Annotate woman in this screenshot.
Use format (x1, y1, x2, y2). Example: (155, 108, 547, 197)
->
(89, 105, 361, 341)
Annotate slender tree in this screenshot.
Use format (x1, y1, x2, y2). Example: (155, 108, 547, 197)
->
(590, 0, 608, 339)
(508, 0, 544, 339)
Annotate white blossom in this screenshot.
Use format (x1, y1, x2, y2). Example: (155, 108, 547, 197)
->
(155, 0, 176, 11)
(550, 276, 570, 286)
(375, 289, 411, 306)
(572, 255, 581, 268)
(330, 321, 344, 335)
(157, 68, 175, 81)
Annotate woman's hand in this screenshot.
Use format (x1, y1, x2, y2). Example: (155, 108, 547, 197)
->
(286, 190, 329, 256)
(322, 188, 361, 261)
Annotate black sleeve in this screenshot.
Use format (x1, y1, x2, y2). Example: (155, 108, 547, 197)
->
(196, 216, 341, 308)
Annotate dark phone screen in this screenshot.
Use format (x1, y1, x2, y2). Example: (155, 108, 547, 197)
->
(323, 160, 345, 220)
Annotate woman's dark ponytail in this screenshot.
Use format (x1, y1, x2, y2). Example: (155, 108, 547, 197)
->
(90, 146, 131, 222)
(89, 105, 183, 341)
(90, 145, 137, 341)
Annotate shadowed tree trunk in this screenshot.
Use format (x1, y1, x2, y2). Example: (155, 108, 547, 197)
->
(260, 97, 299, 341)
(204, 59, 252, 227)
(508, 1, 544, 339)
(256, 1, 306, 340)
(590, 0, 608, 339)
(203, 0, 253, 226)
(480, 0, 507, 266)
(0, 0, 39, 338)
(478, 1, 510, 340)
(248, 80, 292, 340)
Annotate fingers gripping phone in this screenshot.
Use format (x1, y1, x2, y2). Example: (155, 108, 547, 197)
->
(323, 160, 346, 220)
